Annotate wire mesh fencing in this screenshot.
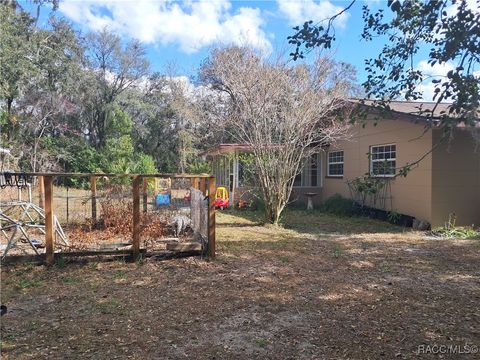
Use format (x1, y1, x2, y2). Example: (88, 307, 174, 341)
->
(0, 173, 215, 262)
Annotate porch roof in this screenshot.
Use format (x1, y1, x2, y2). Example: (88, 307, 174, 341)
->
(201, 143, 253, 157)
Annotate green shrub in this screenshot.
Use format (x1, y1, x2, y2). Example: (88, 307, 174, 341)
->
(322, 194, 357, 217)
(187, 159, 211, 174)
(431, 226, 480, 239)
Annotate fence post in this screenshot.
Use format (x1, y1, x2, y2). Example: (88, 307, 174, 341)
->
(66, 187, 69, 224)
(38, 175, 45, 209)
(90, 176, 97, 226)
(132, 176, 141, 260)
(200, 177, 207, 195)
(191, 177, 199, 190)
(44, 176, 54, 265)
(207, 176, 216, 258)
(142, 178, 148, 214)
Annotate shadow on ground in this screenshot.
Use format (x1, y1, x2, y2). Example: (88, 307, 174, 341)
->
(1, 210, 479, 359)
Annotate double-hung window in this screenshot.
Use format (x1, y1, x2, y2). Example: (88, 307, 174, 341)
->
(327, 151, 344, 177)
(370, 144, 396, 177)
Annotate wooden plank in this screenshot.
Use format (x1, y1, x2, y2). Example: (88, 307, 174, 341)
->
(1, 248, 201, 265)
(5, 172, 212, 179)
(38, 175, 45, 209)
(142, 178, 148, 213)
(44, 176, 54, 265)
(191, 177, 199, 190)
(166, 242, 202, 252)
(132, 176, 142, 260)
(207, 176, 216, 258)
(200, 177, 207, 195)
(90, 176, 97, 225)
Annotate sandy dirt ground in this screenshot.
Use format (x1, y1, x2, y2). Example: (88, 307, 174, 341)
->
(1, 210, 479, 359)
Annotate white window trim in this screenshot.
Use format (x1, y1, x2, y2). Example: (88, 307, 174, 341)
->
(327, 150, 344, 177)
(293, 153, 322, 188)
(369, 144, 396, 178)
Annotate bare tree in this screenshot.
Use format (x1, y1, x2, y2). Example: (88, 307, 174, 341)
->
(201, 46, 356, 224)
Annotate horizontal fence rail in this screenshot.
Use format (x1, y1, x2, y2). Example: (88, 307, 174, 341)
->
(0, 172, 215, 265)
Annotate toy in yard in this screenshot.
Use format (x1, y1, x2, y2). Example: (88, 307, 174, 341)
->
(214, 186, 229, 210)
(154, 178, 171, 207)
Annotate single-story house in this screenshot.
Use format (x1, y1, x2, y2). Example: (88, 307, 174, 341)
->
(202, 101, 480, 227)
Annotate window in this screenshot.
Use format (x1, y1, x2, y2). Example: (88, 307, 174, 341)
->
(370, 144, 396, 177)
(293, 153, 321, 187)
(327, 151, 344, 177)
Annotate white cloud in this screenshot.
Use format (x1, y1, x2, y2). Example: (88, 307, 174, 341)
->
(415, 63, 480, 102)
(59, 0, 271, 54)
(276, 0, 349, 27)
(414, 61, 456, 102)
(416, 60, 455, 78)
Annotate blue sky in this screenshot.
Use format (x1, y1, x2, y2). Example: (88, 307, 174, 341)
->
(30, 0, 469, 100)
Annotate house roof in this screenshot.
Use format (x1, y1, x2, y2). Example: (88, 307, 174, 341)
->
(201, 100, 479, 156)
(359, 100, 451, 118)
(356, 99, 479, 127)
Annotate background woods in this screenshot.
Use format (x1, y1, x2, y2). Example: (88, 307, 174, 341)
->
(0, 3, 216, 175)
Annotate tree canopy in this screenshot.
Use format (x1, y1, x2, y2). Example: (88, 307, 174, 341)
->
(288, 0, 480, 128)
(0, 3, 212, 175)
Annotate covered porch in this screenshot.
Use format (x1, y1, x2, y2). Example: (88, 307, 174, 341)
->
(202, 144, 324, 208)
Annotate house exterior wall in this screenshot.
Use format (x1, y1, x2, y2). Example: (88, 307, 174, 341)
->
(207, 120, 479, 226)
(431, 129, 480, 226)
(322, 118, 434, 223)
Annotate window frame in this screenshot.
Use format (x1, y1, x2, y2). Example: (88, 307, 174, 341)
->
(369, 144, 396, 178)
(327, 150, 344, 178)
(293, 153, 322, 188)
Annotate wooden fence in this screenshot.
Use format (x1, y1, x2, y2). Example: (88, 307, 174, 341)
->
(2, 172, 215, 264)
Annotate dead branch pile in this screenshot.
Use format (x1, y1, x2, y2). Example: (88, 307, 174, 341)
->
(66, 186, 173, 250)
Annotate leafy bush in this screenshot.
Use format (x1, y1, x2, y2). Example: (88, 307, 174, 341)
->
(187, 159, 211, 174)
(322, 194, 357, 217)
(431, 226, 479, 239)
(430, 213, 480, 239)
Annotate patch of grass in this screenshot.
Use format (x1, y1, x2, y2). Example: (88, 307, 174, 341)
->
(278, 255, 291, 263)
(116, 256, 127, 265)
(15, 262, 35, 274)
(97, 299, 121, 314)
(3, 334, 16, 341)
(283, 210, 402, 235)
(431, 226, 480, 240)
(26, 321, 39, 331)
(61, 275, 79, 284)
(14, 278, 42, 290)
(114, 270, 126, 278)
(136, 254, 145, 266)
(333, 245, 344, 258)
(55, 255, 66, 269)
(255, 338, 268, 348)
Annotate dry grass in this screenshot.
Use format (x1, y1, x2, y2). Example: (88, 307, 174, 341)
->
(1, 210, 479, 359)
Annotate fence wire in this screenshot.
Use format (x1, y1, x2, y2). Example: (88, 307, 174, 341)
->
(1, 175, 211, 258)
